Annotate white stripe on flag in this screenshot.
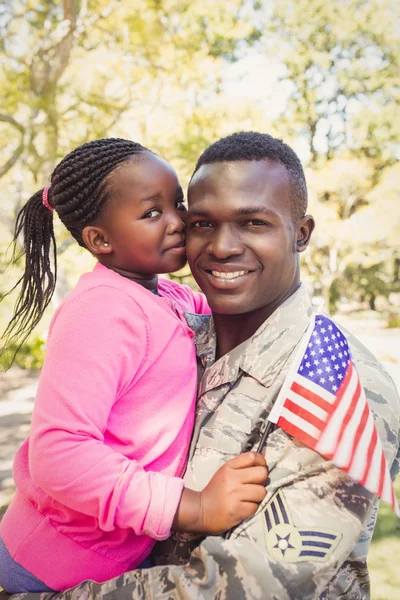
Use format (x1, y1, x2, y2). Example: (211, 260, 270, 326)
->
(286, 388, 329, 423)
(295, 373, 335, 405)
(280, 407, 320, 440)
(364, 439, 382, 496)
(350, 410, 375, 481)
(316, 364, 358, 456)
(334, 386, 367, 469)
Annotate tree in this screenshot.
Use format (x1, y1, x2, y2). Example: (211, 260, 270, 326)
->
(261, 0, 400, 310)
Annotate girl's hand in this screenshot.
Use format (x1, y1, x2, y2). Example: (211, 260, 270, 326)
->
(173, 452, 268, 535)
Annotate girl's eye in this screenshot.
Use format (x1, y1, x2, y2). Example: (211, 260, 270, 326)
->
(143, 209, 161, 219)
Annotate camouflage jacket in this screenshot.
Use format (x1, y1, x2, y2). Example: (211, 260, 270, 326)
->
(9, 286, 400, 600)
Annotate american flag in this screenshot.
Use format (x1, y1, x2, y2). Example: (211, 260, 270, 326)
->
(268, 314, 399, 516)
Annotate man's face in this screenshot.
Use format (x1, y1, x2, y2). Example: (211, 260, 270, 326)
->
(186, 160, 313, 318)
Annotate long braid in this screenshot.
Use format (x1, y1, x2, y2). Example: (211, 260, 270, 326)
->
(1, 138, 150, 367)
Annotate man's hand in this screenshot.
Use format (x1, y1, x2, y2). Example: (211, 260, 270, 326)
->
(173, 452, 268, 535)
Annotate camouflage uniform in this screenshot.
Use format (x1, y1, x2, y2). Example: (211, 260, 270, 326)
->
(8, 286, 400, 600)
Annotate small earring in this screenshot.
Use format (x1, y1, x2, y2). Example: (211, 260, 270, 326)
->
(103, 242, 109, 247)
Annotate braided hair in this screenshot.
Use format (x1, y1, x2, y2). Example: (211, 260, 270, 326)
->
(192, 131, 308, 220)
(1, 138, 151, 366)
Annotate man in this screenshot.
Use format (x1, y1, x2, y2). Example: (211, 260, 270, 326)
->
(10, 132, 400, 599)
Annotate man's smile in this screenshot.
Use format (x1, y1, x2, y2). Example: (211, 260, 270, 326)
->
(200, 265, 256, 289)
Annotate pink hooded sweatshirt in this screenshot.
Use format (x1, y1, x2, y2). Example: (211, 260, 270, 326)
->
(0, 263, 209, 590)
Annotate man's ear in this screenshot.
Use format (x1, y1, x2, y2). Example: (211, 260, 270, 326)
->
(82, 225, 113, 256)
(296, 214, 315, 253)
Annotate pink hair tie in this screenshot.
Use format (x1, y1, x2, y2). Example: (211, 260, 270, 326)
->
(42, 186, 54, 211)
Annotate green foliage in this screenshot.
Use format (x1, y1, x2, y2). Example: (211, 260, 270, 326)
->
(387, 315, 400, 329)
(0, 334, 45, 371)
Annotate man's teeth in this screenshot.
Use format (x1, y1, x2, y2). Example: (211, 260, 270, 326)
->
(211, 270, 248, 280)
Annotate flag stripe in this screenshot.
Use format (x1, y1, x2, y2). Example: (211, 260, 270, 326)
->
(284, 398, 326, 431)
(316, 364, 356, 458)
(278, 415, 318, 448)
(361, 426, 378, 487)
(291, 381, 333, 414)
(347, 401, 370, 473)
(333, 379, 365, 469)
(335, 378, 362, 454)
(350, 410, 375, 481)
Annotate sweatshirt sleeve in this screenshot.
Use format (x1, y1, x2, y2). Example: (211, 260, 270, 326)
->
(28, 286, 184, 540)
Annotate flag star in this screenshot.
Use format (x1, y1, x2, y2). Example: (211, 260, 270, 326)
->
(317, 368, 323, 374)
(319, 348, 325, 354)
(299, 365, 304, 371)
(312, 331, 318, 337)
(310, 350, 316, 356)
(331, 334, 336, 340)
(342, 361, 347, 368)
(331, 354, 337, 361)
(320, 377, 326, 383)
(328, 325, 333, 331)
(325, 366, 331, 373)
(344, 350, 348, 356)
(329, 375, 334, 382)
(308, 371, 314, 377)
(315, 338, 321, 345)
(340, 341, 344, 347)
(305, 361, 311, 368)
(320, 327, 326, 333)
(332, 385, 338, 391)
(322, 357, 328, 363)
(335, 343, 340, 349)
(308, 342, 313, 348)
(324, 336, 329, 342)
(314, 359, 320, 366)
(338, 373, 343, 380)
(317, 320, 323, 325)
(334, 364, 340, 370)
(304, 354, 308, 359)
(338, 352, 343, 358)
(327, 345, 333, 352)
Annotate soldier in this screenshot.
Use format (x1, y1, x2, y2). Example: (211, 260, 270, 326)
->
(8, 132, 400, 600)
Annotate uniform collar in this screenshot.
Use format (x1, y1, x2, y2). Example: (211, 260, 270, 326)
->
(186, 285, 314, 396)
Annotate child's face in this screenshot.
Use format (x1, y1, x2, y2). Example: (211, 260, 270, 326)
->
(99, 154, 187, 278)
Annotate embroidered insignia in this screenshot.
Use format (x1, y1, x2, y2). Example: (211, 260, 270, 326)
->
(263, 491, 342, 563)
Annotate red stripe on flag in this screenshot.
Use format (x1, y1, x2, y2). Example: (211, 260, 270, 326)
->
(334, 375, 362, 458)
(278, 416, 318, 450)
(347, 401, 370, 472)
(291, 381, 333, 414)
(284, 398, 325, 432)
(360, 425, 378, 487)
(323, 363, 353, 461)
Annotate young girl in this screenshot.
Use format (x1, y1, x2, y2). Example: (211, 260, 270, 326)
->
(0, 139, 267, 593)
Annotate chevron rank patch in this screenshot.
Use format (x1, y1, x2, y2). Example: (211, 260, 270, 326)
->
(263, 491, 342, 563)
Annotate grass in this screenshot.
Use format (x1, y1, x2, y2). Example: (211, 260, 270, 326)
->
(369, 477, 400, 600)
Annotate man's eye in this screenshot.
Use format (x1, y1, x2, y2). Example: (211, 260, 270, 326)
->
(193, 221, 213, 228)
(246, 220, 269, 227)
(143, 209, 161, 219)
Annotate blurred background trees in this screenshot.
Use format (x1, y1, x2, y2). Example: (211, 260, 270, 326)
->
(1, 0, 399, 354)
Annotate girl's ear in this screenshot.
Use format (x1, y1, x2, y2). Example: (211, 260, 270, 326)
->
(82, 226, 113, 255)
(296, 214, 315, 253)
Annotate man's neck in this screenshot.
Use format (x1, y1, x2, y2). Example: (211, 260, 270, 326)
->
(213, 285, 301, 359)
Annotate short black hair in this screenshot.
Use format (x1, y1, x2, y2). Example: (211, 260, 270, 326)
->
(192, 131, 308, 220)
